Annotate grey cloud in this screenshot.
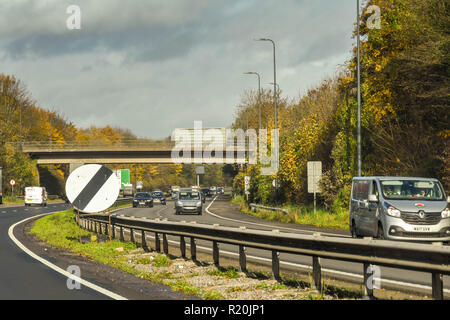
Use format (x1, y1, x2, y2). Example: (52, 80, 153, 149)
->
(0, 0, 357, 139)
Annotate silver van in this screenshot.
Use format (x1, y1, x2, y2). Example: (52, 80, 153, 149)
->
(349, 177, 450, 241)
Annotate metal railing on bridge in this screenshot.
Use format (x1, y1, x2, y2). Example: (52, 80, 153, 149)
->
(17, 139, 247, 152)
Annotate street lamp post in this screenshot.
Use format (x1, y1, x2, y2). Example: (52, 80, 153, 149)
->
(268, 82, 280, 95)
(256, 38, 279, 204)
(356, 0, 362, 176)
(255, 38, 277, 130)
(243, 72, 262, 131)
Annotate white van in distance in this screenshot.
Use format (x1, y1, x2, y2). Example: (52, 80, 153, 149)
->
(24, 187, 47, 207)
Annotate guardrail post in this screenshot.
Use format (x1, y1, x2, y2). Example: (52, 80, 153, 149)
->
(363, 263, 374, 299)
(191, 237, 197, 261)
(163, 234, 169, 254)
(141, 230, 148, 251)
(239, 245, 247, 272)
(312, 256, 322, 292)
(432, 272, 444, 300)
(272, 250, 281, 281)
(119, 226, 124, 241)
(104, 222, 109, 237)
(155, 232, 161, 252)
(180, 236, 186, 258)
(111, 223, 115, 239)
(213, 241, 219, 267)
(130, 228, 135, 243)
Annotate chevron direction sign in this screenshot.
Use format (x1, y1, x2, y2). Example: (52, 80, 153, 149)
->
(65, 164, 120, 213)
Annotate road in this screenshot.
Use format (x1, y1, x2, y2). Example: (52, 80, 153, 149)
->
(1, 196, 448, 299)
(114, 195, 450, 298)
(0, 202, 196, 300)
(0, 202, 112, 299)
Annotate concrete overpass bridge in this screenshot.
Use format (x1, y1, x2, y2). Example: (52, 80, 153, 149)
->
(20, 139, 248, 167)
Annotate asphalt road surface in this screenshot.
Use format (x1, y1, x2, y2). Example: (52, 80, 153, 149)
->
(115, 195, 450, 298)
(1, 196, 448, 299)
(0, 202, 196, 300)
(0, 202, 112, 299)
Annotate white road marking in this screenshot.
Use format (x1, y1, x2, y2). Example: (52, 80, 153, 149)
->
(8, 212, 127, 300)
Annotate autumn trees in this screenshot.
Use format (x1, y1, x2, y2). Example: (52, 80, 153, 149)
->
(232, 0, 449, 210)
(0, 74, 228, 196)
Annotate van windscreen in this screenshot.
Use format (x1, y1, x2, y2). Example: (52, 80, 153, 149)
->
(380, 180, 444, 200)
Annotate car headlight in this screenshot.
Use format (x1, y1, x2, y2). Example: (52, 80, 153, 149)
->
(196, 201, 202, 207)
(442, 208, 450, 219)
(176, 201, 182, 206)
(386, 206, 401, 217)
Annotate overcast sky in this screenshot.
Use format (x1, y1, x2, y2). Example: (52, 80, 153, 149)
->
(0, 0, 357, 139)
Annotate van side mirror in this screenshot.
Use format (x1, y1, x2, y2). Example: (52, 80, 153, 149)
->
(447, 196, 450, 203)
(368, 194, 378, 203)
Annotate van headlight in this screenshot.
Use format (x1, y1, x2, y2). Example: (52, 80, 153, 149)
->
(196, 201, 202, 207)
(176, 201, 182, 207)
(442, 208, 450, 219)
(386, 206, 401, 217)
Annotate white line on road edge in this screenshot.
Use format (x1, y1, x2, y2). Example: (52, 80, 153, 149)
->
(8, 212, 127, 300)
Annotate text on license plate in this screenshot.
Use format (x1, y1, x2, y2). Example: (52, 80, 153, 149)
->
(413, 227, 431, 231)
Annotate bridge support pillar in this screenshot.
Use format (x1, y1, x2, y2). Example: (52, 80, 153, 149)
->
(69, 162, 84, 174)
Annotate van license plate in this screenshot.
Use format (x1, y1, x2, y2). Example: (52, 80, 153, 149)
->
(413, 227, 431, 232)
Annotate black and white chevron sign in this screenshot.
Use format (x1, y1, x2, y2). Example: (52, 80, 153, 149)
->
(65, 164, 121, 213)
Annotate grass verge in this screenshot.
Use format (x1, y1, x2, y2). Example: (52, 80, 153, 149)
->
(29, 209, 363, 300)
(232, 195, 349, 230)
(29, 208, 227, 299)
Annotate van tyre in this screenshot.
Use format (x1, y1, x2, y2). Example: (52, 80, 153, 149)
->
(377, 223, 385, 240)
(351, 221, 360, 238)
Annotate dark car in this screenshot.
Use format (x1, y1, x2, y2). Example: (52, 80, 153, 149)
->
(151, 191, 166, 205)
(132, 192, 154, 208)
(201, 188, 211, 198)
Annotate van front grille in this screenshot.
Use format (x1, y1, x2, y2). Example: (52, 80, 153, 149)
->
(395, 231, 444, 238)
(400, 212, 441, 225)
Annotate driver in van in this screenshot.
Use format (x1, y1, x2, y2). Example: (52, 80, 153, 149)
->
(416, 189, 429, 198)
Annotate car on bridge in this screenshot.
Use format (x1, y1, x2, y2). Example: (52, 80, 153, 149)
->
(132, 192, 154, 208)
(175, 188, 203, 215)
(151, 190, 166, 205)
